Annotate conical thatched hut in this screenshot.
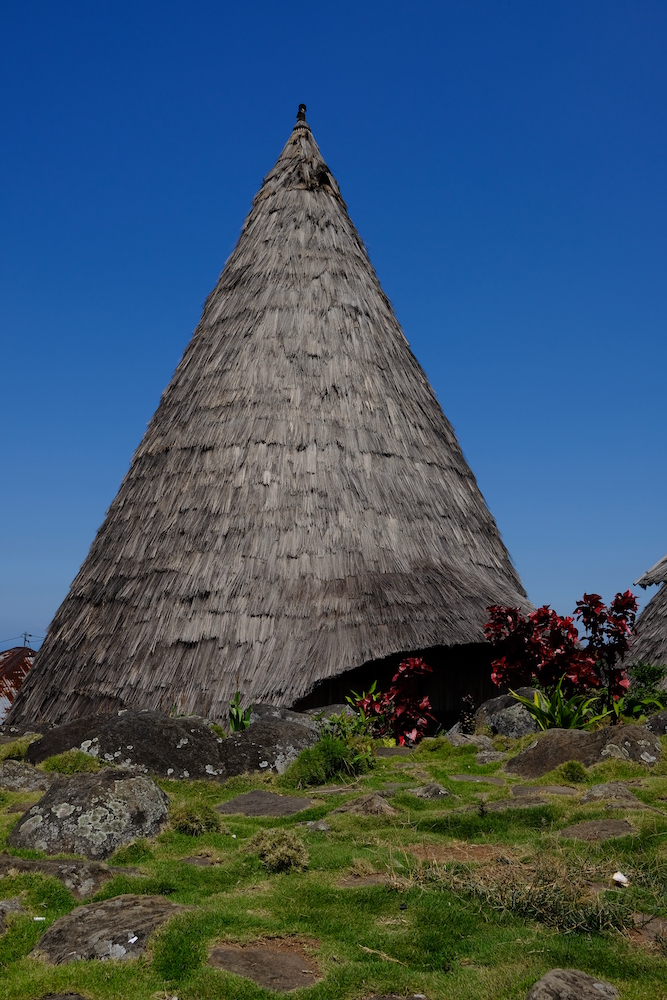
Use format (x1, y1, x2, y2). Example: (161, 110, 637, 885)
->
(10, 106, 529, 726)
(631, 555, 667, 681)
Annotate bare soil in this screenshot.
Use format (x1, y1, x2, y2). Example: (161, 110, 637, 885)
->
(215, 790, 314, 816)
(209, 936, 320, 991)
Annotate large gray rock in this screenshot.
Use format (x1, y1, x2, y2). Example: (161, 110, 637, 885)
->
(446, 732, 494, 750)
(505, 725, 661, 779)
(8, 769, 169, 859)
(0, 759, 53, 792)
(475, 688, 538, 735)
(25, 709, 228, 780)
(580, 781, 643, 807)
(31, 894, 182, 963)
(526, 968, 618, 999)
(219, 718, 318, 775)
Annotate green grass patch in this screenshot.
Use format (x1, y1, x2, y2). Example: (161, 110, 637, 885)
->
(39, 749, 104, 774)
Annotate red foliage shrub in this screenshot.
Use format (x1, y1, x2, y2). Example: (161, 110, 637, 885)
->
(485, 591, 637, 711)
(350, 657, 437, 745)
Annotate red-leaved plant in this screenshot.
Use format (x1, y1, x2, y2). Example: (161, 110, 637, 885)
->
(348, 657, 437, 745)
(485, 591, 637, 716)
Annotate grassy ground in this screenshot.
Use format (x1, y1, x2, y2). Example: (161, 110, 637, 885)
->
(0, 733, 666, 999)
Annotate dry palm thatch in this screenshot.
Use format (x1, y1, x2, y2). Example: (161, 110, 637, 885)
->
(631, 555, 667, 671)
(10, 107, 528, 726)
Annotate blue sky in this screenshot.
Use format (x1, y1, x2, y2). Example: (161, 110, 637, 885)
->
(1, 0, 666, 651)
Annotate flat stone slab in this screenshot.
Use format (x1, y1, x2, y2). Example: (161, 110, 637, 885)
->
(209, 937, 320, 991)
(526, 968, 618, 999)
(559, 819, 636, 842)
(409, 783, 451, 800)
(476, 751, 507, 764)
(31, 894, 183, 964)
(484, 796, 546, 811)
(505, 725, 661, 779)
(511, 784, 578, 797)
(0, 854, 138, 899)
(332, 793, 397, 816)
(0, 759, 54, 792)
(580, 781, 644, 807)
(451, 774, 505, 786)
(215, 790, 314, 817)
(8, 769, 169, 859)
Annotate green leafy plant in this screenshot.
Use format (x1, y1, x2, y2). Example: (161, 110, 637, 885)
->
(609, 693, 664, 724)
(229, 691, 252, 732)
(247, 829, 308, 872)
(284, 733, 372, 787)
(627, 661, 667, 702)
(511, 677, 605, 731)
(170, 803, 221, 836)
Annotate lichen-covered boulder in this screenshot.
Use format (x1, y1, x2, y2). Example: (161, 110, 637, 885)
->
(8, 769, 169, 859)
(219, 718, 318, 775)
(0, 855, 138, 900)
(505, 725, 661, 779)
(0, 759, 53, 792)
(25, 709, 227, 780)
(30, 894, 182, 964)
(475, 689, 538, 736)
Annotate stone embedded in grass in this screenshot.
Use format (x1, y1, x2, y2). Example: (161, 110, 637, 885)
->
(216, 790, 314, 817)
(446, 733, 495, 750)
(8, 769, 169, 859)
(209, 937, 320, 992)
(483, 796, 546, 811)
(410, 783, 451, 800)
(558, 819, 636, 842)
(0, 855, 139, 900)
(580, 782, 644, 807)
(0, 759, 54, 792)
(526, 968, 618, 998)
(30, 894, 183, 964)
(476, 751, 507, 764)
(0, 897, 25, 933)
(333, 793, 397, 816)
(306, 819, 330, 831)
(511, 784, 578, 797)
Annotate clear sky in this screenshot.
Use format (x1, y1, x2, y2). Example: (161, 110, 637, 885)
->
(1, 1, 665, 651)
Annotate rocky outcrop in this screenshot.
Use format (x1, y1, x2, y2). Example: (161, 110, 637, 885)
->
(645, 709, 667, 736)
(8, 769, 169, 859)
(31, 894, 182, 963)
(249, 703, 319, 731)
(526, 968, 618, 999)
(219, 718, 318, 775)
(0, 854, 139, 899)
(580, 781, 644, 807)
(25, 710, 228, 780)
(0, 759, 53, 792)
(505, 725, 661, 779)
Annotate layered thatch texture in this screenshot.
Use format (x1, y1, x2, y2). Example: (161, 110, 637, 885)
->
(631, 555, 667, 670)
(11, 113, 528, 725)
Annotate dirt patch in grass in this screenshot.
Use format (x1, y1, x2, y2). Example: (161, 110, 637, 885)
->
(409, 841, 505, 863)
(209, 935, 320, 991)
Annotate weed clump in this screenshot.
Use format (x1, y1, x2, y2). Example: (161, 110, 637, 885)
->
(40, 750, 103, 774)
(170, 803, 221, 836)
(283, 734, 370, 787)
(559, 760, 588, 784)
(247, 829, 308, 872)
(110, 839, 154, 865)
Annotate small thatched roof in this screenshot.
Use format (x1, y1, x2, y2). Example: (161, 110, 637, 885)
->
(10, 107, 528, 725)
(630, 555, 667, 669)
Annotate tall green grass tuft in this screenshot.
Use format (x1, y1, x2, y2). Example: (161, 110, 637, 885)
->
(282, 734, 371, 787)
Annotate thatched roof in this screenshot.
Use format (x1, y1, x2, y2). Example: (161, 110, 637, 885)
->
(10, 107, 528, 725)
(630, 555, 667, 668)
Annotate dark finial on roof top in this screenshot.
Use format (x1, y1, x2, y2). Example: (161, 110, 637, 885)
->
(297, 104, 307, 123)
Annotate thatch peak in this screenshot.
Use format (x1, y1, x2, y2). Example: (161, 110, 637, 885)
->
(635, 554, 667, 588)
(9, 110, 528, 726)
